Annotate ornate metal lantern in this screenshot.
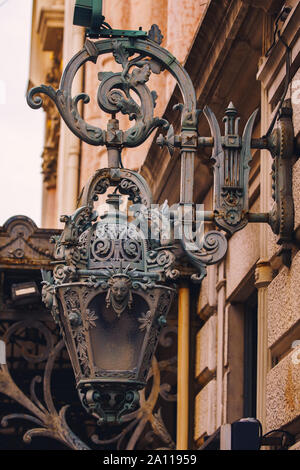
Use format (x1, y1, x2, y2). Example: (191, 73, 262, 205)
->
(41, 168, 178, 424)
(27, 0, 296, 427)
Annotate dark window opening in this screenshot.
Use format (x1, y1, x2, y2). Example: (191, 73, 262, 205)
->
(243, 292, 258, 418)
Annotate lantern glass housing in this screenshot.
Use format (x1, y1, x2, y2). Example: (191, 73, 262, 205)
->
(43, 182, 175, 425)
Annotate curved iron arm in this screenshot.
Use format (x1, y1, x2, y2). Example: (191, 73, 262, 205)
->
(27, 36, 197, 149)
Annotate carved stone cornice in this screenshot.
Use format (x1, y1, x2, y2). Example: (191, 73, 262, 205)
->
(0, 216, 61, 269)
(42, 147, 59, 189)
(33, 1, 64, 191)
(216, 278, 226, 292)
(37, 1, 64, 53)
(41, 55, 61, 189)
(256, 2, 300, 105)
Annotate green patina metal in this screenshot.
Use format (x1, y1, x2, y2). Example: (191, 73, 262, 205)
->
(27, 0, 297, 427)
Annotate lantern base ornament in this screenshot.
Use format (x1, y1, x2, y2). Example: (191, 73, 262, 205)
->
(79, 382, 141, 425)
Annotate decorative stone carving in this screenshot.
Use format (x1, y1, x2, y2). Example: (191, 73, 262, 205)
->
(0, 216, 60, 269)
(254, 260, 274, 288)
(37, 1, 64, 52)
(41, 55, 62, 189)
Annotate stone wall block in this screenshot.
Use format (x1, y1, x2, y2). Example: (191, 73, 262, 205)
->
(267, 249, 300, 348)
(266, 347, 300, 432)
(194, 379, 217, 441)
(291, 68, 300, 137)
(226, 199, 260, 298)
(293, 157, 300, 230)
(195, 314, 217, 385)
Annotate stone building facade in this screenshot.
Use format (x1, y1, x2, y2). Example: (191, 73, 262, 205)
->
(23, 0, 300, 449)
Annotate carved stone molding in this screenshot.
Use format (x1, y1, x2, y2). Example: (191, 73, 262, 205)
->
(256, 2, 300, 107)
(42, 147, 59, 189)
(33, 1, 64, 190)
(0, 216, 61, 269)
(41, 54, 62, 189)
(254, 259, 274, 288)
(37, 1, 64, 52)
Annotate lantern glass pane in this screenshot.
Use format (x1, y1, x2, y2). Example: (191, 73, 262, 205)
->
(87, 293, 148, 371)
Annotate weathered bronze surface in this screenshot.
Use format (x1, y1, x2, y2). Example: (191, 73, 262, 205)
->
(25, 0, 297, 433)
(40, 167, 177, 424)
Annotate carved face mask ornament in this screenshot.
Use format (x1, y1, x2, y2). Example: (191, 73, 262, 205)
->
(106, 275, 133, 317)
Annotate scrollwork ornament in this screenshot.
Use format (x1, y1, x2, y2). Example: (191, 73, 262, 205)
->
(41, 281, 55, 310)
(27, 34, 197, 149)
(53, 264, 67, 283)
(0, 337, 90, 450)
(182, 229, 228, 283)
(269, 102, 294, 245)
(131, 277, 156, 291)
(165, 267, 180, 281)
(148, 24, 164, 45)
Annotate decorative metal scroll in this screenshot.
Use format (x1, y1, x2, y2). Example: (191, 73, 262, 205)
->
(27, 21, 233, 283)
(0, 321, 89, 450)
(181, 230, 227, 283)
(0, 216, 59, 269)
(25, 6, 297, 437)
(204, 100, 296, 247)
(81, 167, 153, 208)
(268, 100, 295, 245)
(27, 33, 197, 149)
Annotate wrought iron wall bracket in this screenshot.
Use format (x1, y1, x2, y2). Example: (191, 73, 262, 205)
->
(27, 18, 297, 279)
(158, 100, 296, 250)
(268, 100, 295, 244)
(26, 5, 298, 429)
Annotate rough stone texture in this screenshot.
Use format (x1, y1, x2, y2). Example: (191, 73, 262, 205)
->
(266, 348, 300, 432)
(290, 67, 300, 231)
(267, 248, 300, 348)
(226, 198, 260, 298)
(293, 157, 300, 230)
(195, 314, 217, 385)
(194, 379, 217, 441)
(166, 1, 208, 95)
(290, 70, 300, 234)
(291, 68, 300, 137)
(267, 221, 280, 262)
